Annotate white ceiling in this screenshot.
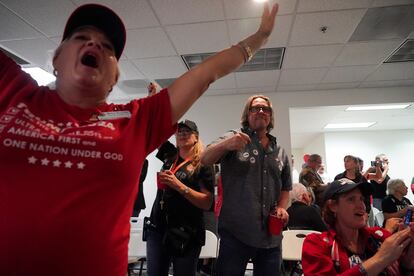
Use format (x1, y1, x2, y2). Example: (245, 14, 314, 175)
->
(290, 103, 414, 148)
(1, 0, 414, 148)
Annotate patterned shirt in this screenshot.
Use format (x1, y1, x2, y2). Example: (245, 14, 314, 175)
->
(210, 128, 292, 248)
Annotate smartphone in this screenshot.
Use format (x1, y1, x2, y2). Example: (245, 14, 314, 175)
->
(404, 208, 412, 227)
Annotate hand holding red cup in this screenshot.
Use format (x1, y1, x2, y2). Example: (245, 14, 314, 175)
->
(268, 207, 289, 235)
(268, 214, 284, 235)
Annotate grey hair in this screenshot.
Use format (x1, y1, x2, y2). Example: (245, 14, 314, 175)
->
(375, 153, 386, 161)
(308, 154, 321, 163)
(290, 183, 308, 203)
(387, 178, 405, 195)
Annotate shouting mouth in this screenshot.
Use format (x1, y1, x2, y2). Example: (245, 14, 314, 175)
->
(81, 52, 98, 68)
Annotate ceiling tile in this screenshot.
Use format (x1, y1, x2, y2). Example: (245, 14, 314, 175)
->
(279, 68, 328, 85)
(209, 74, 237, 90)
(372, 0, 414, 7)
(124, 27, 176, 59)
(223, 0, 297, 19)
(283, 44, 343, 68)
(334, 40, 402, 66)
(0, 38, 57, 69)
(297, 0, 371, 12)
(0, 5, 44, 41)
(205, 88, 239, 96)
(316, 82, 360, 90)
(277, 84, 317, 91)
(289, 9, 366, 46)
(150, 0, 224, 25)
(350, 5, 414, 42)
(118, 59, 145, 81)
(131, 56, 187, 79)
(366, 62, 414, 81)
(207, 87, 276, 96)
(228, 15, 293, 47)
(166, 21, 229, 54)
(74, 0, 160, 29)
(1, 0, 75, 37)
(108, 87, 133, 103)
(360, 79, 414, 88)
(235, 70, 279, 88)
(322, 65, 377, 83)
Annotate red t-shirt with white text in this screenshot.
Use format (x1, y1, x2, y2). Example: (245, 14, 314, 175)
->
(0, 51, 176, 275)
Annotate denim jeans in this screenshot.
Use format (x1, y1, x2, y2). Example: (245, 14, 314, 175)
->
(146, 229, 201, 276)
(217, 229, 282, 276)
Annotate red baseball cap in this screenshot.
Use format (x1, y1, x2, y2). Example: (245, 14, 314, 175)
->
(62, 4, 126, 60)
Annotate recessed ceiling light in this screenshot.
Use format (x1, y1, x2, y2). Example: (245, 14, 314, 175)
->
(22, 67, 56, 86)
(324, 122, 376, 129)
(345, 104, 410, 111)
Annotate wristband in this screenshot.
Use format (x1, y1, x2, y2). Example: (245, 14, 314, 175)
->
(358, 264, 368, 276)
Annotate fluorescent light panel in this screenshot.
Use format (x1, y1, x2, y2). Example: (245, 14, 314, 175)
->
(324, 122, 376, 129)
(346, 104, 410, 111)
(22, 67, 56, 86)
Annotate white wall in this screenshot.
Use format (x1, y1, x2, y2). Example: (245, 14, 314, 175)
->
(325, 129, 414, 203)
(303, 134, 326, 164)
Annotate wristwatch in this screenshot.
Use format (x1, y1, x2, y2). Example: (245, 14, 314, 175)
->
(183, 186, 190, 195)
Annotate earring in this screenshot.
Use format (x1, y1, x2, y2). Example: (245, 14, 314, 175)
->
(53, 69, 58, 77)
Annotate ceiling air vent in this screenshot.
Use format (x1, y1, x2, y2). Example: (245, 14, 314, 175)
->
(182, 47, 285, 72)
(384, 39, 414, 63)
(154, 78, 176, 88)
(0, 46, 30, 65)
(349, 5, 414, 42)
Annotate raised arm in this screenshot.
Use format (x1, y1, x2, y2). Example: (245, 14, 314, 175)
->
(167, 3, 279, 123)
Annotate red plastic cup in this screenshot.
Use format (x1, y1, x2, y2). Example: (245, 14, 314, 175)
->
(157, 172, 168, 190)
(268, 214, 283, 235)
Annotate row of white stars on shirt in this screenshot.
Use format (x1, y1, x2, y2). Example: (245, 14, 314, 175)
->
(28, 156, 86, 169)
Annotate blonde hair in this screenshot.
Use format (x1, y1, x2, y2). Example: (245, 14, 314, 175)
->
(185, 133, 204, 175)
(240, 95, 274, 132)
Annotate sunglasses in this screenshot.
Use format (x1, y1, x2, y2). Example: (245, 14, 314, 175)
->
(249, 106, 272, 115)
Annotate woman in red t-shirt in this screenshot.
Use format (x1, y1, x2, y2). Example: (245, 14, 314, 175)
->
(302, 178, 414, 276)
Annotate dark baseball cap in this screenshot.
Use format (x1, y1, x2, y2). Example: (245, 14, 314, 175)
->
(178, 120, 199, 134)
(62, 4, 126, 60)
(323, 178, 373, 202)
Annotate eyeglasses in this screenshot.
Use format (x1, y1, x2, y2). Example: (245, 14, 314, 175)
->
(249, 106, 272, 115)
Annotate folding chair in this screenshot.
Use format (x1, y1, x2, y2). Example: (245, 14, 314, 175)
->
(199, 230, 219, 275)
(282, 229, 321, 276)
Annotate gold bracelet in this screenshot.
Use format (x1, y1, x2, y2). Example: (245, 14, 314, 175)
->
(238, 41, 253, 62)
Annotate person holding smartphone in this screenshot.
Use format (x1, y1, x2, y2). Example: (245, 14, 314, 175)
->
(382, 179, 413, 225)
(302, 178, 414, 275)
